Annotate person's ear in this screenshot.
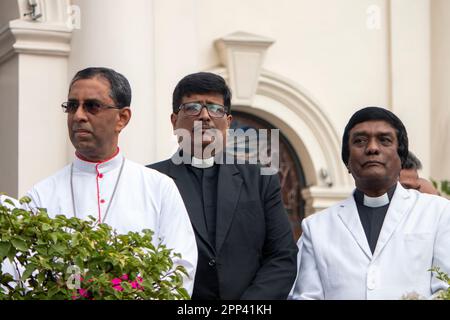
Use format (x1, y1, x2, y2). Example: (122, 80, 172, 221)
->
(171, 113, 178, 131)
(116, 107, 131, 133)
(226, 114, 233, 128)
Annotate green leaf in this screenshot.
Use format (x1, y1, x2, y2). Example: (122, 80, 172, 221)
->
(3, 198, 16, 207)
(0, 273, 14, 285)
(0, 242, 11, 257)
(71, 233, 79, 247)
(18, 196, 32, 204)
(50, 232, 58, 244)
(11, 238, 28, 252)
(47, 285, 60, 299)
(21, 263, 37, 281)
(41, 223, 52, 231)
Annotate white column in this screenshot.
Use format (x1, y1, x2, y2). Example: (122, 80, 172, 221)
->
(389, 0, 431, 177)
(152, 0, 198, 161)
(0, 0, 72, 197)
(431, 0, 450, 181)
(69, 0, 156, 165)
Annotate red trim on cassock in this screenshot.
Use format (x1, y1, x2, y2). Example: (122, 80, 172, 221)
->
(75, 147, 120, 163)
(74, 147, 121, 224)
(95, 163, 102, 223)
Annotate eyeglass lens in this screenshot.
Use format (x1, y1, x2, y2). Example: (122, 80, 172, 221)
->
(63, 100, 104, 114)
(182, 102, 226, 117)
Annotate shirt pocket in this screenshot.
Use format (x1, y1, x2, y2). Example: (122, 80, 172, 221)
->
(403, 232, 434, 274)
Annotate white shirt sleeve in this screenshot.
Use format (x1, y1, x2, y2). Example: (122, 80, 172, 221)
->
(157, 177, 198, 297)
(297, 218, 325, 300)
(24, 186, 43, 212)
(288, 236, 303, 299)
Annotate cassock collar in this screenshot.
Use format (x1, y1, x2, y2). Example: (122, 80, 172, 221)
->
(191, 156, 214, 169)
(354, 184, 397, 208)
(73, 148, 124, 174)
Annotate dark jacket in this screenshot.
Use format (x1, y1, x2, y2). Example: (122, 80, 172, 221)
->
(147, 159, 298, 300)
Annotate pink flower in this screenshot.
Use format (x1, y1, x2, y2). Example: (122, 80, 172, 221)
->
(111, 277, 124, 291)
(71, 274, 144, 299)
(72, 287, 92, 300)
(79, 288, 90, 298)
(130, 277, 143, 290)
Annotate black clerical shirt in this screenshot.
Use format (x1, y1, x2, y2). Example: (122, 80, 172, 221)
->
(186, 164, 219, 248)
(353, 185, 396, 254)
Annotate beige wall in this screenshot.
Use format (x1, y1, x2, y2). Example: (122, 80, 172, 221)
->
(17, 54, 69, 195)
(0, 0, 19, 27)
(390, 0, 431, 178)
(151, 0, 442, 181)
(431, 0, 450, 181)
(69, 0, 157, 165)
(152, 0, 391, 162)
(0, 56, 18, 196)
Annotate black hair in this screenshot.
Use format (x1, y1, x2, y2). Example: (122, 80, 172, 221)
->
(341, 106, 409, 167)
(402, 151, 422, 170)
(69, 67, 131, 108)
(172, 72, 232, 113)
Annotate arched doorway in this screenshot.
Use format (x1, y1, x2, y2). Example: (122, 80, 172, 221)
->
(230, 111, 306, 240)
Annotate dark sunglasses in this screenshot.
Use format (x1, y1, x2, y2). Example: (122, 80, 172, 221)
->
(61, 100, 120, 115)
(178, 102, 227, 118)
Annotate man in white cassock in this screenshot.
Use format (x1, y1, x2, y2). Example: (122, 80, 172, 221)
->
(25, 67, 197, 296)
(296, 107, 450, 300)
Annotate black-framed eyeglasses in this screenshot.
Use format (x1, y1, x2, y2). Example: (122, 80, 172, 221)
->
(61, 100, 120, 115)
(178, 102, 228, 118)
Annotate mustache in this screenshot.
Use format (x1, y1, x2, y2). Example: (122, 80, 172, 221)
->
(192, 123, 215, 132)
(72, 126, 92, 133)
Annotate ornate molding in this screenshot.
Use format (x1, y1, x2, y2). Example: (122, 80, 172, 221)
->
(215, 31, 274, 106)
(211, 66, 353, 189)
(0, 18, 72, 64)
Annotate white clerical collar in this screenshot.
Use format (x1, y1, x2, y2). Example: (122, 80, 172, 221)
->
(191, 156, 214, 169)
(363, 193, 390, 208)
(73, 148, 124, 174)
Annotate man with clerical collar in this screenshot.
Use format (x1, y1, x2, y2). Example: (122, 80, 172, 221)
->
(148, 72, 298, 300)
(25, 67, 197, 295)
(295, 106, 450, 300)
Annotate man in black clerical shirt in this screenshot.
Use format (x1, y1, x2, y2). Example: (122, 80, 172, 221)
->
(294, 106, 450, 299)
(148, 72, 298, 300)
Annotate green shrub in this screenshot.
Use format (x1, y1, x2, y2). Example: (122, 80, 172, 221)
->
(0, 197, 189, 300)
(431, 267, 450, 300)
(431, 179, 450, 197)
